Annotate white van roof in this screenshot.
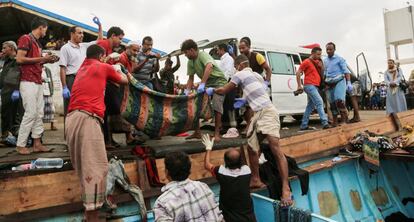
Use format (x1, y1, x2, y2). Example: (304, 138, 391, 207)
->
(252, 42, 312, 55)
(160, 38, 312, 60)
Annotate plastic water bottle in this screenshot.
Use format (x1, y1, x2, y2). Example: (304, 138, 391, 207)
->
(33, 158, 64, 169)
(12, 163, 33, 171)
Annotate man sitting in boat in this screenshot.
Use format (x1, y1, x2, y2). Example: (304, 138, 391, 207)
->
(153, 151, 223, 222)
(203, 134, 257, 222)
(65, 44, 132, 221)
(206, 54, 293, 207)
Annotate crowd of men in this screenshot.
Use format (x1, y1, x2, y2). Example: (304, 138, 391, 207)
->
(1, 14, 411, 222)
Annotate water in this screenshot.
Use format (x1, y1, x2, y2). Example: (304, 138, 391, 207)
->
(33, 158, 64, 169)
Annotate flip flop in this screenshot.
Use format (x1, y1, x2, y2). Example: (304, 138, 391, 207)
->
(348, 119, 361, 123)
(33, 147, 54, 153)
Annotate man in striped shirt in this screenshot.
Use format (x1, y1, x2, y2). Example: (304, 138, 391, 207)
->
(207, 54, 293, 207)
(153, 151, 223, 222)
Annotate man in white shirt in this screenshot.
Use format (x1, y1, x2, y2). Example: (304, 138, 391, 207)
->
(59, 21, 103, 115)
(217, 43, 237, 130)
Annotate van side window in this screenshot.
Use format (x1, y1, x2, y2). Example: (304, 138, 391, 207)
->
(292, 54, 301, 65)
(267, 52, 294, 75)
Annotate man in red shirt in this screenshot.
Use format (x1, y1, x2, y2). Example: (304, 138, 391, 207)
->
(15, 17, 58, 155)
(119, 41, 140, 72)
(295, 47, 331, 131)
(115, 41, 142, 145)
(96, 26, 126, 148)
(65, 44, 132, 221)
(97, 26, 124, 58)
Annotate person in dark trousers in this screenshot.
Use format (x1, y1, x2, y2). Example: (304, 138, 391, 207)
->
(203, 134, 257, 222)
(159, 56, 180, 94)
(0, 41, 24, 143)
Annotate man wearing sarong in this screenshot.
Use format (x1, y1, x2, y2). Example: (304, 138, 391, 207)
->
(206, 54, 293, 207)
(65, 44, 131, 221)
(181, 39, 228, 141)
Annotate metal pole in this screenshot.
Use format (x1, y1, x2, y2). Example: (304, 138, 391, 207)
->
(383, 8, 392, 60)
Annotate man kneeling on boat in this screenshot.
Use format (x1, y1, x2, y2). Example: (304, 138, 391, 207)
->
(203, 134, 257, 222)
(206, 54, 293, 207)
(65, 44, 132, 221)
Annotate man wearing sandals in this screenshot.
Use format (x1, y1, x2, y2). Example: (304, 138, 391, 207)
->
(295, 46, 331, 131)
(15, 18, 59, 154)
(206, 54, 293, 207)
(324, 42, 352, 126)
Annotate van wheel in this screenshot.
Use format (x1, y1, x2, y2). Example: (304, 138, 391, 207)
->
(292, 115, 303, 121)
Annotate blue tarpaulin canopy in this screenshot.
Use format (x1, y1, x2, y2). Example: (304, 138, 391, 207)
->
(0, 0, 166, 55)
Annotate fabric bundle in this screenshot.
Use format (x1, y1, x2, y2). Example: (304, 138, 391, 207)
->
(105, 158, 147, 219)
(121, 78, 212, 138)
(273, 201, 312, 222)
(349, 131, 396, 167)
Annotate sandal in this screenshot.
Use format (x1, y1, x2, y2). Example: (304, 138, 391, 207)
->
(348, 118, 361, 123)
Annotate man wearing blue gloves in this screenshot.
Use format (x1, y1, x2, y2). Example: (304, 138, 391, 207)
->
(324, 42, 352, 126)
(181, 39, 227, 141)
(206, 54, 293, 207)
(59, 16, 103, 116)
(0, 41, 24, 144)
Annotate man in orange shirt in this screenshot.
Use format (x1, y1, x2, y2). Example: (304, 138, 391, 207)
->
(295, 47, 331, 130)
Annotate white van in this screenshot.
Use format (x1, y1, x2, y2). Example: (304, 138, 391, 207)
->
(162, 38, 372, 123)
(162, 38, 312, 121)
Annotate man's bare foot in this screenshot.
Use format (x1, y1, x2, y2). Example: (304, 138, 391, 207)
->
(185, 132, 202, 140)
(16, 146, 31, 155)
(250, 178, 266, 189)
(280, 189, 294, 207)
(33, 145, 52, 153)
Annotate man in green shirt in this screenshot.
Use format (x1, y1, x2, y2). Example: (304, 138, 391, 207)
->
(181, 39, 227, 141)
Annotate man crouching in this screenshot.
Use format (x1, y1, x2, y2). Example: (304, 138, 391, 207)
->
(206, 54, 293, 207)
(65, 44, 132, 221)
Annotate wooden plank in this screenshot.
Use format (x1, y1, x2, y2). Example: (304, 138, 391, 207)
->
(279, 115, 398, 160)
(156, 149, 229, 184)
(0, 162, 139, 216)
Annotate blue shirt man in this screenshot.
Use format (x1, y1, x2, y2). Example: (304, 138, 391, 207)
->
(323, 42, 351, 125)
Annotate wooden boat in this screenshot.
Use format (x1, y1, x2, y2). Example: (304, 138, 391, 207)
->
(1, 111, 414, 222)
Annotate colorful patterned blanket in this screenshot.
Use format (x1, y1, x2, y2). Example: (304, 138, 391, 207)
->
(121, 78, 212, 138)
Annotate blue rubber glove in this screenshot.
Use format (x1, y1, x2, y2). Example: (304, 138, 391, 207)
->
(346, 81, 353, 93)
(227, 45, 234, 55)
(184, 88, 191, 96)
(11, 90, 20, 102)
(197, 83, 206, 93)
(206, 87, 215, 96)
(264, 80, 270, 90)
(92, 16, 101, 26)
(62, 86, 71, 99)
(234, 98, 247, 109)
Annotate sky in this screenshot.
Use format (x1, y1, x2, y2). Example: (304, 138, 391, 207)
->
(23, 0, 412, 82)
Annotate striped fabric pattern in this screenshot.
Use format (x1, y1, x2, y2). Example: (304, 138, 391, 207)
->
(121, 78, 212, 137)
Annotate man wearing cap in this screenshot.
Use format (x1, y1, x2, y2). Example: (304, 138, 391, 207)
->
(0, 41, 24, 142)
